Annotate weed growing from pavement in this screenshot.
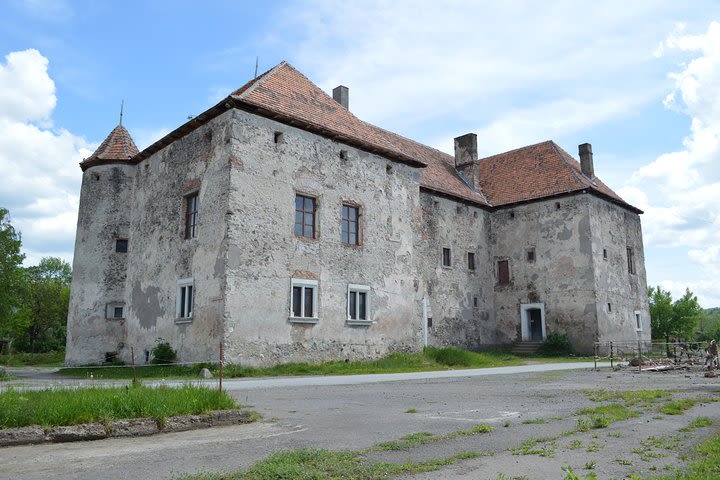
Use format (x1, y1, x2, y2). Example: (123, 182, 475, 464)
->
(561, 466, 597, 480)
(575, 403, 638, 429)
(512, 437, 557, 457)
(521, 418, 546, 424)
(658, 399, 698, 415)
(585, 442, 602, 453)
(568, 439, 583, 449)
(584, 460, 596, 469)
(373, 423, 493, 451)
(404, 408, 417, 413)
(0, 384, 239, 428)
(679, 417, 712, 432)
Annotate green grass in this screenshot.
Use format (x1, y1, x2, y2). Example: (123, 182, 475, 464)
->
(373, 423, 493, 451)
(512, 436, 557, 457)
(521, 418, 546, 424)
(0, 385, 239, 428)
(0, 368, 12, 381)
(176, 448, 481, 480)
(658, 398, 698, 415)
(584, 389, 670, 407)
(575, 403, 638, 429)
(680, 417, 713, 432)
(0, 350, 65, 367)
(58, 348, 526, 380)
(632, 434, 720, 479)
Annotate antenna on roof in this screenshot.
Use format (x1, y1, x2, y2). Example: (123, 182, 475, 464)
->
(254, 56, 259, 78)
(119, 100, 124, 126)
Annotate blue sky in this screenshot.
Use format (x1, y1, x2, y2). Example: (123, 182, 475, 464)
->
(1, 0, 720, 306)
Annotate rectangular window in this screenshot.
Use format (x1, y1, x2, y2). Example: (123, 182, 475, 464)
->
(347, 284, 371, 323)
(442, 248, 451, 267)
(341, 204, 360, 245)
(105, 302, 125, 319)
(627, 247, 636, 274)
(527, 248, 535, 262)
(115, 239, 128, 253)
(290, 278, 318, 321)
(467, 252, 476, 270)
(635, 310, 642, 331)
(607, 302, 612, 313)
(176, 278, 194, 319)
(498, 259, 510, 285)
(603, 248, 608, 260)
(185, 193, 199, 239)
(294, 194, 316, 238)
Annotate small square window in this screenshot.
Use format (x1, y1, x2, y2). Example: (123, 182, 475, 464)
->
(467, 252, 476, 270)
(295, 194, 316, 238)
(342, 204, 360, 245)
(185, 192, 199, 239)
(527, 248, 535, 263)
(115, 239, 128, 253)
(106, 302, 125, 320)
(113, 306, 124, 318)
(347, 284, 371, 324)
(498, 259, 510, 285)
(290, 278, 318, 322)
(442, 248, 451, 267)
(176, 278, 194, 320)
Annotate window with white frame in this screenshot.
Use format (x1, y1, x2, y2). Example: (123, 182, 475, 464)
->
(290, 278, 318, 321)
(634, 310, 642, 331)
(176, 278, 194, 320)
(347, 284, 371, 323)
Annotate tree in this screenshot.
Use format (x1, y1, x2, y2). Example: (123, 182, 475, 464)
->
(648, 286, 673, 341)
(671, 288, 702, 340)
(16, 257, 72, 352)
(0, 208, 26, 347)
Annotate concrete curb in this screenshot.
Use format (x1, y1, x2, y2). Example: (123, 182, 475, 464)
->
(0, 409, 254, 447)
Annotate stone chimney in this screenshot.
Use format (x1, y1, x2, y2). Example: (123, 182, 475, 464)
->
(579, 143, 594, 178)
(332, 85, 349, 109)
(454, 133, 479, 189)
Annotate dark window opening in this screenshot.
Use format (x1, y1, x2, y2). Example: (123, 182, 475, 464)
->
(185, 193, 199, 239)
(607, 302, 612, 313)
(386, 164, 393, 174)
(555, 202, 561, 209)
(635, 312, 642, 330)
(113, 306, 124, 318)
(348, 290, 368, 320)
(603, 248, 608, 260)
(510, 211, 515, 219)
(627, 247, 636, 274)
(498, 259, 510, 285)
(274, 131, 284, 144)
(427, 317, 433, 328)
(467, 252, 476, 270)
(178, 284, 193, 318)
(473, 297, 478, 308)
(291, 281, 316, 319)
(115, 239, 128, 253)
(295, 194, 316, 238)
(340, 150, 348, 160)
(342, 204, 360, 245)
(527, 249, 535, 262)
(442, 248, 451, 267)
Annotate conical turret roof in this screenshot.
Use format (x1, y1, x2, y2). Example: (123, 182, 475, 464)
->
(80, 124, 139, 170)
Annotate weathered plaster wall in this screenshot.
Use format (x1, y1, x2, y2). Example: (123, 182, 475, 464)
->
(119, 116, 231, 364)
(589, 196, 651, 345)
(66, 163, 135, 365)
(415, 194, 495, 349)
(490, 195, 599, 352)
(221, 109, 422, 366)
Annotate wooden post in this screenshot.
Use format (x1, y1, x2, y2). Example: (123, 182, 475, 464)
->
(131, 347, 137, 386)
(609, 342, 614, 369)
(638, 340, 642, 373)
(594, 343, 597, 370)
(219, 341, 223, 400)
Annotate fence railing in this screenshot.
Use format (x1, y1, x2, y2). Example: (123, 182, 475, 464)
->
(593, 340, 716, 371)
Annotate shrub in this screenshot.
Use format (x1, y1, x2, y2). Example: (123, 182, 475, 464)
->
(424, 346, 475, 366)
(151, 340, 177, 365)
(537, 332, 572, 356)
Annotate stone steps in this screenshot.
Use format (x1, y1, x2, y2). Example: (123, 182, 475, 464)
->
(511, 341, 544, 355)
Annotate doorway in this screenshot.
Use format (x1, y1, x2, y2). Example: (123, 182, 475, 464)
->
(520, 303, 546, 341)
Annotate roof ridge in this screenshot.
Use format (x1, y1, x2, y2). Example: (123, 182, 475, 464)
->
(478, 139, 555, 162)
(232, 61, 287, 100)
(550, 141, 587, 190)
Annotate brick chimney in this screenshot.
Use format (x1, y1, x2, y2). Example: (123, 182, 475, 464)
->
(332, 85, 349, 110)
(454, 133, 479, 189)
(579, 143, 594, 178)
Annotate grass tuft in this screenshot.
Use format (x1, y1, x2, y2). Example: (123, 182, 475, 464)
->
(658, 399, 698, 415)
(680, 417, 713, 432)
(0, 384, 239, 428)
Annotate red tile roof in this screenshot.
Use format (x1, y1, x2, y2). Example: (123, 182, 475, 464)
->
(131, 61, 639, 212)
(81, 124, 139, 171)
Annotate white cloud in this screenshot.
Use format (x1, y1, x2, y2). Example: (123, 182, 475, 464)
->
(0, 49, 92, 266)
(131, 127, 172, 151)
(625, 22, 720, 306)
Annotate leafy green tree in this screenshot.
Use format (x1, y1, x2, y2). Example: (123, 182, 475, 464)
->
(648, 286, 673, 341)
(0, 208, 26, 349)
(671, 288, 702, 340)
(15, 257, 72, 352)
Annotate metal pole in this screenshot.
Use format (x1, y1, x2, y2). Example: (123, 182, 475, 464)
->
(610, 342, 614, 369)
(594, 343, 597, 370)
(219, 341, 224, 400)
(638, 340, 642, 373)
(422, 296, 428, 348)
(131, 347, 137, 386)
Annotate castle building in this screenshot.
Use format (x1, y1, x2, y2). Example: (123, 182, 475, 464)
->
(65, 62, 650, 366)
